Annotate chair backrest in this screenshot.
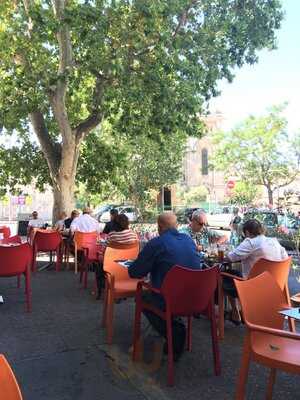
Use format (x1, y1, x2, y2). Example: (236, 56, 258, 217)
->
(248, 257, 291, 291)
(73, 231, 98, 250)
(0, 355, 23, 400)
(0, 235, 22, 245)
(235, 271, 286, 330)
(33, 230, 62, 252)
(0, 243, 32, 277)
(161, 265, 219, 316)
(0, 226, 11, 239)
(103, 242, 139, 281)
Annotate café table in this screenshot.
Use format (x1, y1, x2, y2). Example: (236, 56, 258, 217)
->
(279, 308, 300, 321)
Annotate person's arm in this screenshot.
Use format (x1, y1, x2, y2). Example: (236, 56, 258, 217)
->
(128, 240, 158, 279)
(228, 238, 253, 262)
(103, 222, 110, 234)
(70, 219, 77, 234)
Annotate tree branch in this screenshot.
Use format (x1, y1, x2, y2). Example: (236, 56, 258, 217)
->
(172, 0, 200, 39)
(49, 0, 73, 143)
(29, 112, 61, 174)
(73, 74, 105, 141)
(52, 0, 73, 75)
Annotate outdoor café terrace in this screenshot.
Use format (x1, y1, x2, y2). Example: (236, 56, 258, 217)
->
(0, 221, 300, 400)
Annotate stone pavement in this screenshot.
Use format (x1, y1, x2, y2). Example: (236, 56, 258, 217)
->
(0, 264, 299, 400)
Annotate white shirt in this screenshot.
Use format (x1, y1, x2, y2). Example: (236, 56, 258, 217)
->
(228, 234, 288, 277)
(70, 214, 100, 233)
(28, 218, 45, 228)
(55, 219, 65, 231)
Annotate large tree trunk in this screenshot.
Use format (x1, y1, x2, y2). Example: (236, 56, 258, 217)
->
(51, 140, 80, 222)
(52, 176, 75, 222)
(267, 186, 273, 206)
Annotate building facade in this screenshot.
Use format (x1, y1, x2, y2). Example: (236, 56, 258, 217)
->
(181, 112, 228, 204)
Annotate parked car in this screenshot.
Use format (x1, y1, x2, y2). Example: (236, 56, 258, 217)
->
(206, 208, 233, 230)
(99, 205, 140, 223)
(242, 208, 298, 250)
(94, 204, 119, 222)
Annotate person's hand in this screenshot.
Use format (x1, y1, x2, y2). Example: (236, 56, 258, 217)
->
(196, 244, 203, 252)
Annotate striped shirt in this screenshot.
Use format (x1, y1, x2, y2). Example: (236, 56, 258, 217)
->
(107, 229, 137, 245)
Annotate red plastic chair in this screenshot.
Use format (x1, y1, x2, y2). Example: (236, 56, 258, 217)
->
(32, 230, 62, 272)
(0, 226, 11, 239)
(0, 243, 32, 312)
(132, 265, 221, 386)
(0, 235, 22, 245)
(0, 354, 23, 399)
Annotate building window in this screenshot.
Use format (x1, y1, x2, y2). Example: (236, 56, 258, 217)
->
(201, 148, 208, 175)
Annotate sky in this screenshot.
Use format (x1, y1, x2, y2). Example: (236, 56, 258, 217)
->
(209, 0, 300, 134)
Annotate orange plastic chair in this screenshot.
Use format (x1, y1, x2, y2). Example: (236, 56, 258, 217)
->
(0, 355, 23, 400)
(102, 242, 140, 344)
(234, 272, 300, 400)
(218, 257, 293, 339)
(72, 231, 98, 274)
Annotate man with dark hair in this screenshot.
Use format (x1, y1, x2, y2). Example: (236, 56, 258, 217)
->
(64, 210, 79, 229)
(128, 212, 201, 360)
(103, 208, 119, 234)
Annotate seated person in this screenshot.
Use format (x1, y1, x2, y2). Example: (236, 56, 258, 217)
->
(224, 218, 288, 324)
(103, 208, 119, 234)
(70, 207, 100, 233)
(180, 210, 227, 251)
(28, 211, 45, 232)
(128, 212, 201, 360)
(64, 210, 79, 230)
(54, 211, 67, 231)
(107, 214, 137, 245)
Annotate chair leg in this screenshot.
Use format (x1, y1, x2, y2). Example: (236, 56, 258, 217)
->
(55, 249, 61, 272)
(288, 317, 296, 333)
(210, 302, 221, 376)
(25, 271, 32, 312)
(266, 369, 276, 400)
(235, 336, 251, 400)
(132, 297, 142, 361)
(106, 291, 115, 344)
(187, 316, 192, 351)
(17, 276, 21, 288)
(32, 249, 37, 272)
(166, 314, 174, 386)
(102, 282, 108, 327)
(218, 276, 225, 340)
(84, 263, 89, 289)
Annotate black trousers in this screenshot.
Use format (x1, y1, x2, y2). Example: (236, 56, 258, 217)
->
(222, 269, 243, 298)
(142, 291, 186, 355)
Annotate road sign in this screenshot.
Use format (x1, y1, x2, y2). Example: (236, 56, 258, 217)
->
(227, 180, 235, 189)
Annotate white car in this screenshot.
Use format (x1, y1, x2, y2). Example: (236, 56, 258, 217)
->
(99, 206, 139, 223)
(206, 212, 233, 230)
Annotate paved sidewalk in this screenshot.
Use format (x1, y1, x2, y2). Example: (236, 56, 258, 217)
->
(0, 264, 299, 400)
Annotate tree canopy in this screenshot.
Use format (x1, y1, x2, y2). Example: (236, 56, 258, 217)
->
(212, 106, 300, 205)
(0, 0, 284, 218)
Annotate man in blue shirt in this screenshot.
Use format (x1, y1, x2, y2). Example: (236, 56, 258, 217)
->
(128, 212, 201, 359)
